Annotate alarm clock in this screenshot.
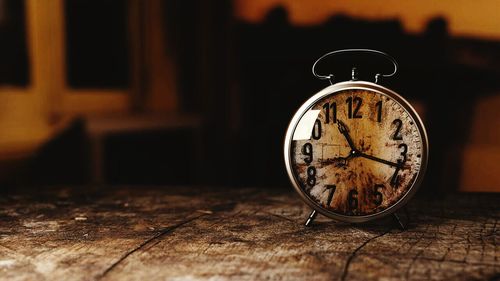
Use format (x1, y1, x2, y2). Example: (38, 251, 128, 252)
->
(284, 49, 428, 226)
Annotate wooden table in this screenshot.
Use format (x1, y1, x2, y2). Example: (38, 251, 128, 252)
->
(0, 186, 498, 280)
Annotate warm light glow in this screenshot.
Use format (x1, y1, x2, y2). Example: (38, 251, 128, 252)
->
(235, 0, 500, 39)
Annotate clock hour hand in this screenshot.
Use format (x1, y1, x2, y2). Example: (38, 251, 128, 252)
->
(357, 152, 401, 168)
(337, 120, 357, 151)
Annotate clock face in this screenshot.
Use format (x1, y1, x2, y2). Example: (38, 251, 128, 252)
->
(286, 83, 427, 220)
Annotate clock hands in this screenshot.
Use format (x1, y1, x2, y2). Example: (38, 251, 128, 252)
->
(357, 152, 401, 168)
(323, 120, 358, 167)
(327, 151, 401, 168)
(330, 119, 404, 169)
(337, 120, 357, 151)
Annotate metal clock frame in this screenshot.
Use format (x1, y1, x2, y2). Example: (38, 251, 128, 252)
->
(284, 80, 429, 224)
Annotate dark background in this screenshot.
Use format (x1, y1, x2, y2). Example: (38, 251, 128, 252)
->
(0, 0, 499, 193)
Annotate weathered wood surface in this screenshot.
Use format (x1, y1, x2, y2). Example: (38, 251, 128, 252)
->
(0, 186, 498, 281)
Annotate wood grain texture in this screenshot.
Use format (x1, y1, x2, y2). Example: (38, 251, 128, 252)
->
(0, 186, 498, 281)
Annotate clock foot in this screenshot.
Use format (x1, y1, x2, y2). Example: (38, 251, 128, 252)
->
(304, 210, 318, 227)
(392, 209, 409, 230)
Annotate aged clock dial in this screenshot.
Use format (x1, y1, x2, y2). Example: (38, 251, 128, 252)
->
(284, 81, 428, 222)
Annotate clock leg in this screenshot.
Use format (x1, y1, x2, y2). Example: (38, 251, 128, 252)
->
(392, 208, 409, 230)
(304, 210, 318, 227)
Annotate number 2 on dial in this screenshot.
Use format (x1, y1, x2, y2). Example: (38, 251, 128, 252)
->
(392, 119, 403, 140)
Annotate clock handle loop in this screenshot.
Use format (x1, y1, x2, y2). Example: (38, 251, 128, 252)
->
(312, 49, 398, 84)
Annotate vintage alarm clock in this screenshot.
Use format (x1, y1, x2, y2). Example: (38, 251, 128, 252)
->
(284, 49, 428, 227)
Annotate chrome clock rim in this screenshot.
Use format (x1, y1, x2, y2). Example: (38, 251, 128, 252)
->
(284, 81, 429, 223)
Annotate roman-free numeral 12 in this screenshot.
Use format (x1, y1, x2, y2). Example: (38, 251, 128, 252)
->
(346, 97, 362, 119)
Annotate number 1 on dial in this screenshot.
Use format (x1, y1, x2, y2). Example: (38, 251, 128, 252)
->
(375, 100, 382, 122)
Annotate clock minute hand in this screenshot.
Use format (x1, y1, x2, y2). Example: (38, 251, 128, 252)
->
(337, 120, 357, 151)
(358, 152, 401, 168)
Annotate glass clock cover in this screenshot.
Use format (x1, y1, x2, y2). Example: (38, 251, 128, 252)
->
(286, 82, 427, 220)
